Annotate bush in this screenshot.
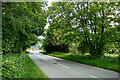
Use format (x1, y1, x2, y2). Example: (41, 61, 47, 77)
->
(42, 42, 69, 53)
(2, 53, 47, 78)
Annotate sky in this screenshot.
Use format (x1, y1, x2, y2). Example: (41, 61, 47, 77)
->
(44, 18, 50, 29)
(43, 0, 53, 30)
(38, 0, 52, 39)
(38, 36, 46, 39)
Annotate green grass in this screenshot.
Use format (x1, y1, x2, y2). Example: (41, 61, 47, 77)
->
(2, 52, 48, 79)
(40, 51, 119, 72)
(0, 55, 2, 79)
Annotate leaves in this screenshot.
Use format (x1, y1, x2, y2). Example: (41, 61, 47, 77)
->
(2, 2, 47, 54)
(45, 2, 119, 55)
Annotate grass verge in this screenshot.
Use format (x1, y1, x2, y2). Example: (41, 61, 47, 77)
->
(2, 52, 48, 79)
(40, 51, 119, 72)
(0, 55, 2, 79)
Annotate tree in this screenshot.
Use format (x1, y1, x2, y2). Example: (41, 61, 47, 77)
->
(42, 27, 69, 53)
(2, 2, 47, 54)
(47, 2, 119, 56)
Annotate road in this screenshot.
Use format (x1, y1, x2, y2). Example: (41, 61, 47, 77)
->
(29, 50, 119, 80)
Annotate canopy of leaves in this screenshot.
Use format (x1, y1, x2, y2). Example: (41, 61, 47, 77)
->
(44, 2, 119, 56)
(2, 2, 47, 54)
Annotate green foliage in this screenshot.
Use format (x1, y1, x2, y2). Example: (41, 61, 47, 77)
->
(0, 55, 2, 78)
(42, 42, 69, 53)
(46, 2, 119, 55)
(2, 2, 47, 54)
(2, 52, 47, 78)
(41, 51, 119, 72)
(42, 28, 69, 53)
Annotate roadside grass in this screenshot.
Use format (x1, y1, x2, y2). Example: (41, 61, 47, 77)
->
(0, 55, 2, 79)
(2, 52, 48, 79)
(40, 51, 119, 72)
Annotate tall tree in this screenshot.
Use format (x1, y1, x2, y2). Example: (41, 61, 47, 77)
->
(47, 2, 119, 56)
(2, 2, 47, 54)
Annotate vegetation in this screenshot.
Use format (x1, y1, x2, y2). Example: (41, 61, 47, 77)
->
(42, 2, 119, 57)
(2, 2, 47, 54)
(1, 1, 120, 79)
(2, 2, 48, 79)
(2, 52, 48, 79)
(42, 28, 69, 53)
(40, 2, 119, 72)
(40, 51, 119, 72)
(0, 55, 2, 78)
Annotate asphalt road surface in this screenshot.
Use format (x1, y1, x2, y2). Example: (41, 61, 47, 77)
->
(29, 50, 119, 80)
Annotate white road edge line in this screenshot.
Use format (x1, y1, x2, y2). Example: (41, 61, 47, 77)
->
(57, 63, 70, 68)
(89, 75, 103, 80)
(92, 67, 115, 73)
(89, 75, 98, 78)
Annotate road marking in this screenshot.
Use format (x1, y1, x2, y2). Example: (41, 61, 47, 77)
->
(53, 62, 57, 64)
(89, 75, 103, 80)
(89, 75, 98, 78)
(91, 66, 117, 73)
(57, 63, 70, 68)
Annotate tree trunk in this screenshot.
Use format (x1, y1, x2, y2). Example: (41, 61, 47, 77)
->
(2, 50, 5, 55)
